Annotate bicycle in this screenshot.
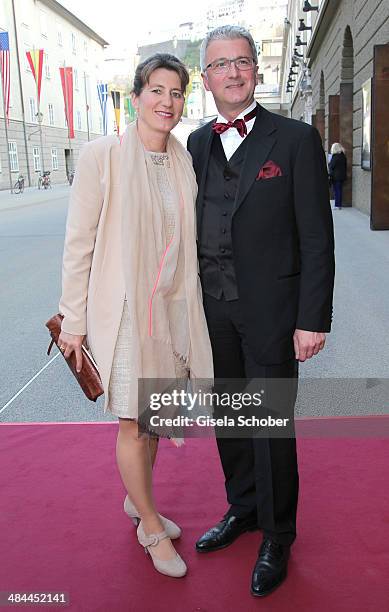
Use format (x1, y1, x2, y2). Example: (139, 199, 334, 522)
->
(38, 171, 51, 190)
(13, 175, 25, 194)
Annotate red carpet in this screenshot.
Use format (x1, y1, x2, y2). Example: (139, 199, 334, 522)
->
(1, 422, 389, 611)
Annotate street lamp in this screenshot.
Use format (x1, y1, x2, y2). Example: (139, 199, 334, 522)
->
(35, 110, 45, 174)
(299, 19, 312, 32)
(303, 1, 319, 12)
(296, 36, 307, 47)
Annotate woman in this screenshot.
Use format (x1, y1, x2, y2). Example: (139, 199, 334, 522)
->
(329, 142, 347, 209)
(58, 54, 213, 578)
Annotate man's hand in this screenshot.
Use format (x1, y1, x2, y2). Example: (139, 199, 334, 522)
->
(293, 329, 326, 362)
(58, 331, 85, 373)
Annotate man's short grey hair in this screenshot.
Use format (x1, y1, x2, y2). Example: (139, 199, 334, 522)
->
(200, 25, 258, 72)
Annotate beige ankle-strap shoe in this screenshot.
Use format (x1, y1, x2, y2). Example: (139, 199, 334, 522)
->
(123, 495, 181, 539)
(137, 522, 187, 578)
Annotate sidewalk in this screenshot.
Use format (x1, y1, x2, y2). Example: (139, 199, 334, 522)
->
(0, 183, 70, 212)
(302, 204, 389, 382)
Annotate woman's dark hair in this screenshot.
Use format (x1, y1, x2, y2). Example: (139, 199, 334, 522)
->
(131, 53, 189, 96)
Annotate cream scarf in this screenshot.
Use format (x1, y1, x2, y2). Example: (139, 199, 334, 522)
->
(119, 121, 213, 420)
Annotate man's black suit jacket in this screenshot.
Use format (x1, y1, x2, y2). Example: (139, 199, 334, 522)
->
(187, 105, 335, 365)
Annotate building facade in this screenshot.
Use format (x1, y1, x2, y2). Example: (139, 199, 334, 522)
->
(281, 0, 389, 226)
(206, 0, 246, 31)
(0, 0, 108, 190)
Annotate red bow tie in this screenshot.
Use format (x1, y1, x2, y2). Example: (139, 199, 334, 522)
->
(212, 107, 257, 138)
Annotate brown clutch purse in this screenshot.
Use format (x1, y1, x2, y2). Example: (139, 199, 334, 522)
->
(45, 313, 104, 402)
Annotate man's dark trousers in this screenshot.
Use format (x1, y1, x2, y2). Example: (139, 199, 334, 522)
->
(204, 292, 299, 547)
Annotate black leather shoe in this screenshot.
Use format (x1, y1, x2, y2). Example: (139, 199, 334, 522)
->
(196, 514, 258, 553)
(251, 538, 290, 597)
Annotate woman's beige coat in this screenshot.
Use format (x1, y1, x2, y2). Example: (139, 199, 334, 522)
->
(60, 135, 127, 409)
(60, 131, 213, 412)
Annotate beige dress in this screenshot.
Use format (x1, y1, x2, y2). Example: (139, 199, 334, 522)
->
(107, 151, 188, 419)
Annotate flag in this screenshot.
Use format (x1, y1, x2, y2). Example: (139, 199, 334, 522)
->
(59, 67, 74, 138)
(97, 82, 108, 135)
(125, 97, 136, 122)
(0, 31, 10, 122)
(26, 48, 44, 102)
(111, 90, 121, 135)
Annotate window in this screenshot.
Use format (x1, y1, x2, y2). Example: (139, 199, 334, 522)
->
(71, 32, 76, 54)
(29, 97, 36, 122)
(44, 53, 50, 78)
(40, 10, 48, 37)
(262, 42, 271, 55)
(57, 28, 63, 46)
(76, 110, 82, 130)
(48, 103, 54, 126)
(51, 148, 58, 170)
(20, 3, 32, 28)
(74, 68, 79, 90)
(262, 41, 283, 57)
(33, 146, 41, 172)
(8, 142, 19, 172)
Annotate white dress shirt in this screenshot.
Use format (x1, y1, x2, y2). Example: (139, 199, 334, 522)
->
(216, 100, 257, 161)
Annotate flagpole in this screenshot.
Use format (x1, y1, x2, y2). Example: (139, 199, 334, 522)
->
(83, 71, 90, 142)
(37, 95, 45, 174)
(0, 42, 14, 192)
(10, 0, 32, 186)
(62, 62, 73, 172)
(35, 49, 45, 175)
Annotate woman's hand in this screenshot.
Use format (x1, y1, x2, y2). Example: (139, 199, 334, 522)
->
(58, 331, 85, 372)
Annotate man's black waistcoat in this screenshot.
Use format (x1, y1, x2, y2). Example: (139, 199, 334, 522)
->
(198, 134, 249, 301)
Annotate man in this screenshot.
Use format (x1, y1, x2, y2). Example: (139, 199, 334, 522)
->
(187, 26, 335, 597)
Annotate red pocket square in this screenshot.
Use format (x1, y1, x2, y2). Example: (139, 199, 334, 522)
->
(256, 160, 283, 180)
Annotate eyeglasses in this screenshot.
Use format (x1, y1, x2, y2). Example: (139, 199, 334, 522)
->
(205, 56, 255, 74)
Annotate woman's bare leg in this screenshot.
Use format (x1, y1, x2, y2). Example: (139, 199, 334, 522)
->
(116, 418, 176, 560)
(149, 436, 159, 468)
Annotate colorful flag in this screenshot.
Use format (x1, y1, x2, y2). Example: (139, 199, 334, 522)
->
(111, 90, 121, 135)
(125, 97, 136, 122)
(97, 82, 108, 135)
(59, 67, 74, 139)
(26, 48, 44, 102)
(0, 31, 10, 122)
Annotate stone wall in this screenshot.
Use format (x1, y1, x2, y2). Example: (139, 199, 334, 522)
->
(292, 0, 389, 215)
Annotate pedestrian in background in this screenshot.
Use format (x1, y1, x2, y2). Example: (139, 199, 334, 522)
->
(329, 142, 347, 209)
(58, 53, 213, 578)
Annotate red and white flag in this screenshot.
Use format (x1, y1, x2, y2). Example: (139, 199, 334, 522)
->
(59, 66, 74, 138)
